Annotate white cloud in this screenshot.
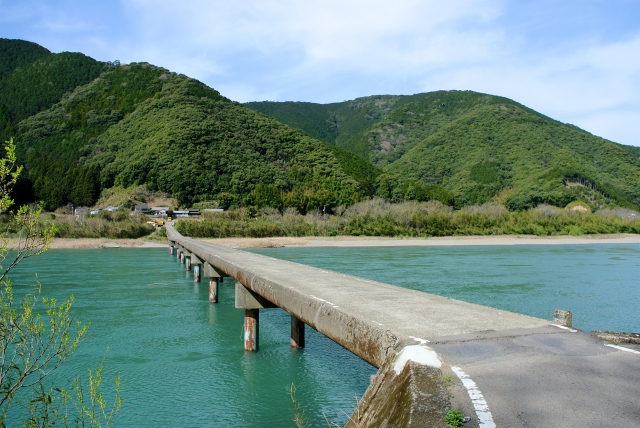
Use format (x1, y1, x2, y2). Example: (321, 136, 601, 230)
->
(123, 0, 504, 74)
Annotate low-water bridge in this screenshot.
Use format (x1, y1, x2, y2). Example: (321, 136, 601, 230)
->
(166, 225, 640, 427)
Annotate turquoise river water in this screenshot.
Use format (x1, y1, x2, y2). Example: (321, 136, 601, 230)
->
(8, 243, 639, 426)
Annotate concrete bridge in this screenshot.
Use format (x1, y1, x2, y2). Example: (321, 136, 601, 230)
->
(166, 225, 640, 427)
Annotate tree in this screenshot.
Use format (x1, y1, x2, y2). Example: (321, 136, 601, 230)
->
(0, 138, 121, 426)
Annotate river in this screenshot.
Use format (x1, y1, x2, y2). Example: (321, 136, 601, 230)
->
(8, 243, 638, 426)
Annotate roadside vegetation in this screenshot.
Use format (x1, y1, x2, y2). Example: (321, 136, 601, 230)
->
(175, 199, 640, 238)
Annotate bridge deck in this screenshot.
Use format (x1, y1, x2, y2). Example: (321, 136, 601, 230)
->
(167, 225, 548, 367)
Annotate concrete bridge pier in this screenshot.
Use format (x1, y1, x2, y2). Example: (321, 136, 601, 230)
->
(169, 243, 174, 255)
(190, 254, 203, 282)
(181, 249, 192, 271)
(204, 263, 226, 303)
(244, 309, 259, 352)
(290, 316, 305, 348)
(235, 282, 277, 352)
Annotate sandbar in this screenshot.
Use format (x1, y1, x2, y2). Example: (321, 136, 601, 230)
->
(7, 234, 639, 250)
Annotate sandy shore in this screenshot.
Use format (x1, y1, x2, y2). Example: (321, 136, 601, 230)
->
(14, 233, 638, 249)
(6, 238, 167, 249)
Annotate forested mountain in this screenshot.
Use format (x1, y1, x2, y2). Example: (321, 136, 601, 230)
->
(3, 39, 376, 212)
(3, 37, 639, 213)
(0, 39, 108, 145)
(247, 92, 640, 210)
(0, 39, 50, 80)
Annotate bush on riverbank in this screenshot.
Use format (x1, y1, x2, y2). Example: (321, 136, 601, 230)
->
(175, 199, 640, 238)
(52, 211, 155, 238)
(0, 209, 156, 239)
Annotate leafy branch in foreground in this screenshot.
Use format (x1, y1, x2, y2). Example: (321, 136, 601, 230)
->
(0, 282, 87, 423)
(60, 354, 123, 427)
(0, 137, 121, 426)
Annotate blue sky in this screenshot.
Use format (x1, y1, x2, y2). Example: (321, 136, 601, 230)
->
(1, 0, 639, 146)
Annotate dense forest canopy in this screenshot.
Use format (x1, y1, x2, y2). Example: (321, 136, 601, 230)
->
(2, 38, 639, 213)
(0, 39, 107, 145)
(247, 92, 640, 211)
(2, 39, 373, 212)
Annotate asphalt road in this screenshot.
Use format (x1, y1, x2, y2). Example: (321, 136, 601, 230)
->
(432, 325, 640, 427)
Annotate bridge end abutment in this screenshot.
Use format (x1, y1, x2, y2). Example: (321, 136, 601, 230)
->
(347, 342, 452, 428)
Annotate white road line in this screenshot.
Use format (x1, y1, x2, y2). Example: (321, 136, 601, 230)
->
(409, 335, 430, 344)
(550, 324, 577, 332)
(605, 344, 640, 354)
(451, 366, 496, 428)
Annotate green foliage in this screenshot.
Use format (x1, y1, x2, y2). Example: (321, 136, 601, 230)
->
(247, 95, 405, 159)
(385, 102, 640, 210)
(0, 39, 107, 145)
(0, 138, 22, 213)
(0, 39, 50, 80)
(14, 62, 171, 209)
(248, 92, 640, 211)
(327, 144, 382, 197)
(5, 36, 639, 214)
(0, 284, 87, 424)
(8, 55, 368, 212)
(79, 75, 363, 211)
(445, 410, 464, 427)
(376, 174, 456, 206)
(0, 138, 121, 426)
(49, 212, 155, 239)
(244, 101, 339, 144)
(59, 356, 123, 428)
(0, 52, 107, 124)
(174, 200, 640, 239)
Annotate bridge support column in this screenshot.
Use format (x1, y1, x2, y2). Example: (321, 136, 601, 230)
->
(291, 315, 305, 348)
(190, 254, 203, 282)
(209, 278, 219, 303)
(244, 309, 259, 352)
(169, 242, 174, 255)
(204, 263, 226, 303)
(185, 256, 191, 271)
(235, 282, 277, 352)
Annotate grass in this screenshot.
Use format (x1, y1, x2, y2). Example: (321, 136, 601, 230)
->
(445, 410, 464, 427)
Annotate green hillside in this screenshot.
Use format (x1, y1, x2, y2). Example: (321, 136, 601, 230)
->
(0, 39, 50, 79)
(247, 92, 640, 210)
(4, 38, 639, 214)
(0, 39, 107, 144)
(13, 59, 373, 212)
(247, 95, 407, 158)
(385, 102, 640, 210)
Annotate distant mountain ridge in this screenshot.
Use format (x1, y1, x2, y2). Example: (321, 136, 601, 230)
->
(0, 39, 107, 143)
(2, 39, 375, 212)
(247, 92, 640, 210)
(2, 38, 639, 213)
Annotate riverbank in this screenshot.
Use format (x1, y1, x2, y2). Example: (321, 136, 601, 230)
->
(6, 238, 167, 249)
(8, 233, 639, 249)
(203, 233, 640, 248)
